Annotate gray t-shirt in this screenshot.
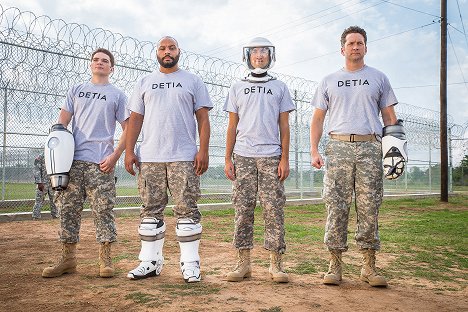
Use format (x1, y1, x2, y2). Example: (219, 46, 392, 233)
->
(128, 69, 213, 162)
(63, 81, 129, 164)
(224, 79, 295, 157)
(311, 65, 398, 136)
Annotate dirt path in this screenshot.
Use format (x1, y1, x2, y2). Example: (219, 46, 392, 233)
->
(0, 217, 466, 312)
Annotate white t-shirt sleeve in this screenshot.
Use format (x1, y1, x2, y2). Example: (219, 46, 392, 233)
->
(279, 85, 296, 113)
(116, 91, 129, 123)
(127, 79, 145, 115)
(194, 76, 213, 112)
(379, 74, 398, 109)
(311, 79, 329, 111)
(223, 85, 238, 113)
(63, 85, 76, 114)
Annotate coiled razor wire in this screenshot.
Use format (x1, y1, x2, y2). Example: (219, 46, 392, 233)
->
(0, 5, 465, 204)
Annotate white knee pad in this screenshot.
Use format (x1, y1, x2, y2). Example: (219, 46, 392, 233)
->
(176, 218, 202, 282)
(127, 218, 165, 280)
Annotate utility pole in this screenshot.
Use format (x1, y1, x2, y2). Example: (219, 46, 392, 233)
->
(440, 0, 448, 202)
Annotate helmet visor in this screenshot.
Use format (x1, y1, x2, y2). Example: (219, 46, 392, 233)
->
(243, 46, 274, 70)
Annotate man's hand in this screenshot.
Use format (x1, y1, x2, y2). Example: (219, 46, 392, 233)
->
(37, 183, 44, 192)
(100, 153, 119, 173)
(194, 150, 209, 176)
(125, 151, 140, 176)
(277, 158, 290, 181)
(224, 159, 236, 181)
(311, 151, 324, 169)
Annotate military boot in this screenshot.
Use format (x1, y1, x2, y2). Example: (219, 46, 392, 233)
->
(269, 251, 289, 283)
(99, 242, 114, 278)
(226, 249, 252, 282)
(360, 249, 387, 287)
(42, 243, 77, 278)
(323, 250, 342, 285)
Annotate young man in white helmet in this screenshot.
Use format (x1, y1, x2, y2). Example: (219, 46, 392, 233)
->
(310, 26, 406, 287)
(224, 37, 295, 283)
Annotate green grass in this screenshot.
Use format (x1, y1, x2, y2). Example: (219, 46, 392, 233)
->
(96, 196, 468, 309)
(125, 292, 156, 304)
(201, 195, 468, 289)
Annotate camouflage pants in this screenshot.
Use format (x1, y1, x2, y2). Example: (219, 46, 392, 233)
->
(55, 160, 117, 244)
(232, 154, 286, 254)
(138, 162, 201, 222)
(323, 140, 383, 251)
(32, 183, 58, 218)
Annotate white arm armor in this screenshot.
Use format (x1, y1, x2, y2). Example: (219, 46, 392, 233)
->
(44, 124, 75, 190)
(382, 119, 408, 180)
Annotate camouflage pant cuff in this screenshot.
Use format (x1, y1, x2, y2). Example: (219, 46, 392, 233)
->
(357, 246, 380, 251)
(326, 246, 348, 252)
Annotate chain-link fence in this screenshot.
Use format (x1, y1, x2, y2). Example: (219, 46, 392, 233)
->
(0, 5, 465, 212)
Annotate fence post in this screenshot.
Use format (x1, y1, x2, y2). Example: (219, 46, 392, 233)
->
(2, 84, 8, 200)
(405, 165, 408, 193)
(429, 144, 432, 193)
(448, 127, 452, 193)
(294, 90, 299, 190)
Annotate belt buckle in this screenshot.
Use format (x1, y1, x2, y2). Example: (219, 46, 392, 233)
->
(349, 134, 356, 142)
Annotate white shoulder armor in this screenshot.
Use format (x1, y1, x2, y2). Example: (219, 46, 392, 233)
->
(44, 124, 75, 190)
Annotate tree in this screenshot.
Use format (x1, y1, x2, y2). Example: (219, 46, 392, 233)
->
(452, 155, 468, 186)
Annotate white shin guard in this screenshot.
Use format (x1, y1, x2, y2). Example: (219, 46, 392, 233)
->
(127, 218, 166, 280)
(176, 218, 202, 283)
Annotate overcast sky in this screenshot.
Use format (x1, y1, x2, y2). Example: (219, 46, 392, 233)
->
(1, 1, 467, 133)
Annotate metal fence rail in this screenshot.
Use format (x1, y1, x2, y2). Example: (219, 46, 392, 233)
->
(0, 5, 465, 212)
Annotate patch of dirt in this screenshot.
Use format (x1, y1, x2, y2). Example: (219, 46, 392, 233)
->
(0, 216, 466, 312)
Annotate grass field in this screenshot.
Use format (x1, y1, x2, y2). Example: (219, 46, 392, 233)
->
(199, 195, 468, 290)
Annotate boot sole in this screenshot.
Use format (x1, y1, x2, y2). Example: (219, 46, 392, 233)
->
(226, 272, 252, 282)
(323, 277, 341, 285)
(127, 270, 158, 280)
(100, 271, 115, 278)
(42, 267, 77, 278)
(323, 279, 341, 285)
(269, 273, 289, 283)
(360, 276, 388, 287)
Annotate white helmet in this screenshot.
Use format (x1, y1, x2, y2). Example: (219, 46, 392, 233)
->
(243, 37, 276, 75)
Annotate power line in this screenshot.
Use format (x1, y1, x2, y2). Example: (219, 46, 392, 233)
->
(381, 0, 440, 18)
(202, 0, 357, 55)
(275, 21, 438, 69)
(455, 0, 468, 50)
(448, 30, 468, 92)
(448, 23, 466, 35)
(369, 21, 438, 42)
(393, 81, 467, 89)
(203, 0, 373, 58)
(221, 0, 387, 60)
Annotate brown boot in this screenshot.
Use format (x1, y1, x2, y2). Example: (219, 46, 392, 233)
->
(323, 250, 342, 285)
(99, 242, 114, 278)
(360, 249, 387, 287)
(226, 249, 252, 282)
(42, 243, 77, 278)
(269, 251, 288, 283)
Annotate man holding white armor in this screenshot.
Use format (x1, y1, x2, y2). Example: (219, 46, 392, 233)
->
(310, 26, 407, 287)
(42, 48, 129, 278)
(125, 36, 212, 283)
